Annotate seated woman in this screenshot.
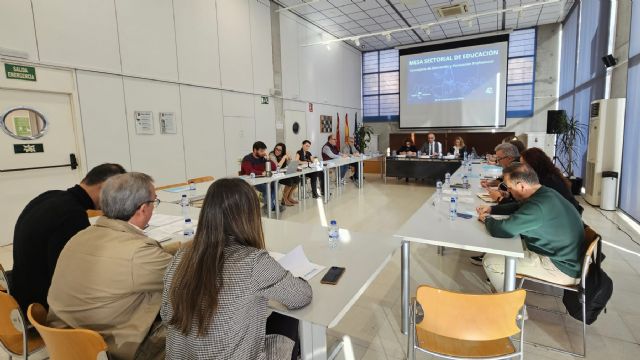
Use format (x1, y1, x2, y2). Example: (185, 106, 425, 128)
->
(449, 136, 467, 158)
(398, 138, 417, 156)
(519, 147, 583, 214)
(296, 140, 324, 198)
(269, 143, 299, 206)
(161, 178, 312, 360)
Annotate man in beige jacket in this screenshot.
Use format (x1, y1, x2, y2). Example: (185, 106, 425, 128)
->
(47, 172, 178, 360)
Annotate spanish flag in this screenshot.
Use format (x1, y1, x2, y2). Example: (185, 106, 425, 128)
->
(345, 113, 350, 144)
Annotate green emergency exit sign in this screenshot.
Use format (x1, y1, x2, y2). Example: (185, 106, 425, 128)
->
(4, 63, 36, 81)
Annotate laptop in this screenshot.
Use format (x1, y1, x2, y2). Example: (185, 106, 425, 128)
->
(285, 160, 299, 174)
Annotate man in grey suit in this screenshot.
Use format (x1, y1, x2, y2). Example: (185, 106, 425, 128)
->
(420, 133, 443, 156)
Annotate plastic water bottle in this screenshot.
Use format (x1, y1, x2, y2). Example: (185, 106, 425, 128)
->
(467, 161, 473, 175)
(183, 218, 194, 239)
(462, 175, 468, 188)
(436, 181, 443, 202)
(180, 194, 189, 218)
(463, 152, 468, 162)
(449, 190, 458, 220)
(189, 182, 196, 191)
(444, 172, 451, 187)
(328, 220, 339, 248)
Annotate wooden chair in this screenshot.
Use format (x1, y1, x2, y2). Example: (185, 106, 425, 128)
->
(0, 292, 46, 360)
(409, 285, 526, 360)
(86, 209, 104, 218)
(516, 225, 601, 357)
(27, 303, 109, 360)
(155, 182, 189, 191)
(0, 264, 10, 293)
(187, 176, 214, 184)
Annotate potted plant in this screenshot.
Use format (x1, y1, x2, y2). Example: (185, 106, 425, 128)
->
(355, 125, 374, 153)
(557, 114, 587, 195)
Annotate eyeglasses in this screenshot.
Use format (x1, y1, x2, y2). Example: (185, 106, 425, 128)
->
(495, 156, 510, 162)
(137, 198, 160, 209)
(275, 148, 283, 152)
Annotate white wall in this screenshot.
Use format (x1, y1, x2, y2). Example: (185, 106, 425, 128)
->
(0, 0, 362, 185)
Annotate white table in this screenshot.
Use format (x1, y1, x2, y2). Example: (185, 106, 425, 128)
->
(393, 162, 525, 335)
(321, 156, 364, 204)
(156, 203, 399, 360)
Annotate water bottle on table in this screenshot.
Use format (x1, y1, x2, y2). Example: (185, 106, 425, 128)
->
(328, 220, 339, 248)
(462, 175, 468, 188)
(467, 161, 472, 175)
(436, 181, 443, 202)
(183, 218, 194, 239)
(444, 172, 451, 187)
(449, 189, 458, 220)
(180, 194, 190, 218)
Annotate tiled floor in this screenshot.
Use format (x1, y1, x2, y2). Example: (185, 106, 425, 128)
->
(2, 175, 639, 359)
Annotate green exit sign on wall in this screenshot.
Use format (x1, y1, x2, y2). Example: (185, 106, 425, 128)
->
(4, 63, 36, 81)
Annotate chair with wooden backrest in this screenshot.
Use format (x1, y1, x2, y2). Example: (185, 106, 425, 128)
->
(0, 264, 10, 293)
(187, 176, 214, 184)
(0, 292, 46, 360)
(516, 225, 601, 358)
(409, 285, 526, 360)
(155, 182, 189, 191)
(27, 303, 109, 360)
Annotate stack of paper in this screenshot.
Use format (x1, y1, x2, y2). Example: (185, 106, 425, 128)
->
(145, 214, 196, 242)
(270, 245, 325, 281)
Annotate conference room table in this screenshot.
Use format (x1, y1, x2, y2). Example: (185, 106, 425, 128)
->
(393, 162, 525, 335)
(385, 156, 462, 184)
(155, 203, 399, 360)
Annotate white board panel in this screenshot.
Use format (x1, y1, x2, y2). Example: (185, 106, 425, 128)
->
(76, 71, 131, 170)
(180, 85, 227, 181)
(173, 0, 221, 87)
(222, 92, 254, 118)
(115, 0, 178, 81)
(279, 13, 300, 99)
(31, 0, 121, 71)
(253, 95, 276, 148)
(123, 77, 185, 184)
(250, 0, 273, 94)
(223, 116, 255, 176)
(217, 0, 254, 92)
(0, 0, 38, 60)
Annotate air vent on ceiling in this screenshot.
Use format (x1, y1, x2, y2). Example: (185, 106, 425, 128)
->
(435, 2, 469, 18)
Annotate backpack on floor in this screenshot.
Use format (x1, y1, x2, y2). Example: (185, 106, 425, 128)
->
(562, 241, 613, 325)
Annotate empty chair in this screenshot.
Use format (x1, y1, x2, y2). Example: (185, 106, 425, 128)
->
(0, 292, 46, 359)
(409, 285, 526, 360)
(27, 303, 109, 360)
(516, 225, 602, 357)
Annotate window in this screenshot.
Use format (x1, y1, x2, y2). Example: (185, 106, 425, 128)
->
(362, 49, 399, 122)
(362, 30, 537, 122)
(506, 28, 536, 117)
(620, 0, 640, 222)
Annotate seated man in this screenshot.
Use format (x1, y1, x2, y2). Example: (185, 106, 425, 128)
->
(12, 163, 126, 312)
(47, 172, 177, 360)
(480, 143, 520, 200)
(241, 141, 283, 213)
(340, 136, 360, 185)
(398, 138, 417, 156)
(419, 133, 443, 157)
(477, 163, 583, 292)
(322, 134, 349, 184)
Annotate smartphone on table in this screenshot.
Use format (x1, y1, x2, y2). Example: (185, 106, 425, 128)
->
(320, 266, 345, 285)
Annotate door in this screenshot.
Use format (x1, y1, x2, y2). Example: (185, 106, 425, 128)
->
(284, 110, 306, 153)
(0, 89, 81, 246)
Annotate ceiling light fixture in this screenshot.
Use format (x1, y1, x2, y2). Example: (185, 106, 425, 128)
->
(468, 19, 474, 28)
(301, 0, 562, 47)
(423, 25, 431, 36)
(354, 38, 361, 46)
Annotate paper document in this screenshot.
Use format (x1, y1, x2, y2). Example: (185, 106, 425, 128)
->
(146, 219, 197, 242)
(162, 186, 192, 193)
(270, 245, 325, 281)
(148, 214, 183, 227)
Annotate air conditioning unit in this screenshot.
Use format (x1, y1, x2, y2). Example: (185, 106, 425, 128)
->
(435, 2, 469, 18)
(583, 98, 625, 206)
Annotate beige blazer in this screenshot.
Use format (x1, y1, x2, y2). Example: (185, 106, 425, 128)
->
(47, 217, 173, 360)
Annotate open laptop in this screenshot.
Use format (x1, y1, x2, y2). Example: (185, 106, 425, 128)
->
(285, 160, 299, 174)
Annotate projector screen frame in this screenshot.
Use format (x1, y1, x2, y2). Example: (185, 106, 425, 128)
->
(398, 34, 510, 130)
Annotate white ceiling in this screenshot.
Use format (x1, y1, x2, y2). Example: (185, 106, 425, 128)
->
(275, 0, 575, 50)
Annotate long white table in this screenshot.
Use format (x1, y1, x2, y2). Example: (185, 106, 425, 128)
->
(393, 162, 525, 335)
(156, 203, 399, 360)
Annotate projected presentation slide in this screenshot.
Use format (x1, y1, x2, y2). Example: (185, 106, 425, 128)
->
(400, 39, 508, 128)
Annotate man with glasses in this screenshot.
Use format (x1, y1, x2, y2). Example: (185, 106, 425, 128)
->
(476, 163, 583, 292)
(322, 134, 349, 184)
(48, 172, 179, 360)
(419, 133, 443, 157)
(12, 163, 126, 312)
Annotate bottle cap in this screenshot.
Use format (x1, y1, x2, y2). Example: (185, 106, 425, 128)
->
(330, 220, 337, 225)
(185, 218, 192, 223)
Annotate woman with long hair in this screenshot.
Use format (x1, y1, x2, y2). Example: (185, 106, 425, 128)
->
(520, 147, 583, 214)
(269, 143, 299, 206)
(161, 178, 312, 359)
(449, 136, 467, 158)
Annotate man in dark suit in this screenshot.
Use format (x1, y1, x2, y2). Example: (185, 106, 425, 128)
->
(419, 133, 443, 156)
(11, 163, 126, 311)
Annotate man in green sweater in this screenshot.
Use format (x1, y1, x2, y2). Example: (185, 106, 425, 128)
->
(477, 163, 583, 292)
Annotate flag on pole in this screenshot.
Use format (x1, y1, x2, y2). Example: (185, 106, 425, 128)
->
(336, 112, 341, 149)
(354, 112, 360, 151)
(345, 113, 350, 145)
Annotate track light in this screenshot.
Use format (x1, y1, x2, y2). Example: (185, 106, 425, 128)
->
(424, 25, 431, 36)
(354, 38, 360, 46)
(468, 19, 473, 28)
(385, 33, 392, 42)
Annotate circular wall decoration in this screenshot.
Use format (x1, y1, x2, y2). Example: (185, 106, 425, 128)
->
(292, 122, 300, 134)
